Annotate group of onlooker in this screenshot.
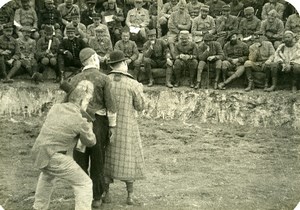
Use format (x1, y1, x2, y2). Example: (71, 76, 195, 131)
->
(0, 0, 299, 91)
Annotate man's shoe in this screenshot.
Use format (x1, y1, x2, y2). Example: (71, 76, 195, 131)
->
(166, 82, 173, 88)
(147, 80, 154, 87)
(190, 82, 194, 88)
(2, 78, 14, 83)
(174, 82, 179, 87)
(126, 196, 134, 205)
(292, 85, 297, 93)
(214, 82, 218, 90)
(92, 199, 102, 208)
(194, 82, 200, 89)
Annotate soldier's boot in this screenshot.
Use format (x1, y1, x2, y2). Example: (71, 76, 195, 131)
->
(218, 72, 239, 90)
(147, 69, 154, 87)
(214, 68, 221, 89)
(165, 67, 173, 88)
(133, 66, 141, 81)
(173, 68, 181, 87)
(102, 183, 112, 203)
(56, 58, 65, 83)
(292, 79, 297, 93)
(222, 68, 227, 82)
(126, 182, 134, 205)
(245, 67, 254, 92)
(4, 61, 21, 83)
(264, 67, 271, 91)
(194, 74, 201, 89)
(265, 76, 277, 92)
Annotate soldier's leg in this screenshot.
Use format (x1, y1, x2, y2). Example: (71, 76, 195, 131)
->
(57, 54, 65, 82)
(218, 60, 231, 89)
(244, 60, 255, 91)
(165, 59, 173, 88)
(214, 60, 222, 89)
(143, 57, 155, 86)
(291, 63, 300, 92)
(5, 60, 21, 82)
(265, 62, 278, 92)
(0, 56, 7, 79)
(188, 59, 198, 88)
(219, 63, 245, 90)
(195, 61, 206, 89)
(173, 59, 184, 87)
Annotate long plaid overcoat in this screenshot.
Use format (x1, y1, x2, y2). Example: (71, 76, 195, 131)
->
(104, 70, 145, 181)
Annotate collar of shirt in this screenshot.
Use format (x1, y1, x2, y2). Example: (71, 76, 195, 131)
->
(82, 64, 98, 71)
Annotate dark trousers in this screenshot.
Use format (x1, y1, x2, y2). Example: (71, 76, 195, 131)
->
(73, 114, 109, 200)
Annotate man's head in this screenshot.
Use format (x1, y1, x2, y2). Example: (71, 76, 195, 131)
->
(179, 30, 189, 45)
(92, 13, 101, 26)
(86, 0, 96, 10)
(252, 31, 264, 43)
(108, 50, 128, 70)
(269, 0, 276, 3)
(244, 7, 254, 20)
(121, 30, 130, 42)
(177, 0, 187, 13)
(222, 5, 231, 16)
(71, 12, 80, 26)
(80, 47, 100, 69)
(21, 0, 30, 10)
(45, 0, 55, 10)
(267, 9, 277, 23)
(95, 26, 106, 39)
(203, 33, 214, 44)
(147, 29, 157, 42)
(108, 0, 116, 9)
(2, 23, 13, 37)
(66, 25, 76, 40)
(65, 0, 73, 8)
(227, 31, 238, 45)
(44, 25, 54, 40)
(201, 5, 209, 18)
(170, 0, 178, 6)
(60, 80, 94, 111)
(134, 0, 143, 9)
(283, 31, 295, 47)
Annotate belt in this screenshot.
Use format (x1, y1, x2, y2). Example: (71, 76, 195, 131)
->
(57, 151, 67, 155)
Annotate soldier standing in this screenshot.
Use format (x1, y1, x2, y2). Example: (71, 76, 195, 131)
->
(285, 12, 300, 42)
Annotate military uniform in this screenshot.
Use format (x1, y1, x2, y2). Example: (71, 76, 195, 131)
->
(261, 2, 285, 20)
(260, 17, 284, 48)
(64, 22, 87, 40)
(196, 34, 224, 89)
(168, 10, 192, 44)
(239, 15, 261, 46)
(14, 6, 39, 39)
(244, 39, 275, 91)
(114, 39, 140, 72)
(0, 24, 21, 82)
(58, 27, 88, 78)
(285, 14, 300, 41)
(142, 30, 173, 87)
(38, 6, 63, 28)
(206, 0, 226, 18)
(57, 2, 80, 26)
(126, 6, 150, 42)
(36, 26, 61, 79)
(216, 13, 239, 47)
(187, 1, 204, 19)
(158, 1, 179, 36)
(218, 39, 249, 89)
(173, 32, 198, 87)
(191, 13, 215, 44)
(229, 1, 244, 17)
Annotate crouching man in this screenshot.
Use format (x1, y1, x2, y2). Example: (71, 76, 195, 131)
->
(32, 80, 96, 210)
(142, 29, 173, 87)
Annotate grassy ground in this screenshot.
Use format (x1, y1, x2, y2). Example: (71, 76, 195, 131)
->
(0, 115, 300, 210)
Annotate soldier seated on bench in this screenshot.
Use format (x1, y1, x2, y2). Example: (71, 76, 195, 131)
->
(142, 29, 173, 88)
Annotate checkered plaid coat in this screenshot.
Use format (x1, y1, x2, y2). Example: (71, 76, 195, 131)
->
(104, 70, 145, 181)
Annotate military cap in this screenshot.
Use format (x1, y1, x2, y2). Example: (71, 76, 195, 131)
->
(177, 0, 186, 7)
(244, 7, 254, 14)
(201, 5, 209, 11)
(65, 24, 76, 32)
(226, 30, 238, 41)
(107, 50, 127, 64)
(135, 0, 143, 2)
(79, 48, 97, 63)
(222, 5, 230, 11)
(284, 30, 295, 37)
(44, 25, 54, 35)
(268, 9, 278, 17)
(3, 23, 13, 30)
(180, 30, 189, 35)
(147, 29, 156, 36)
(108, 0, 116, 3)
(86, 0, 96, 4)
(203, 33, 215, 41)
(91, 13, 101, 19)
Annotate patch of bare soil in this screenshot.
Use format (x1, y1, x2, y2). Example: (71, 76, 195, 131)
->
(0, 115, 300, 210)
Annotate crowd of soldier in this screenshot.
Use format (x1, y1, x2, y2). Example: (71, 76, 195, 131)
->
(0, 0, 299, 92)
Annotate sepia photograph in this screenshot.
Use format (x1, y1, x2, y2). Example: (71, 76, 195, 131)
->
(0, 0, 300, 209)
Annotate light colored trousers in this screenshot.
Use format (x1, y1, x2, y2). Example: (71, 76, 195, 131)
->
(33, 153, 93, 210)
